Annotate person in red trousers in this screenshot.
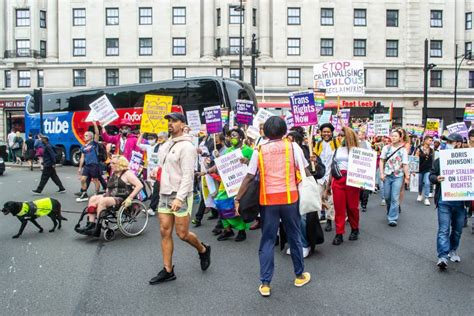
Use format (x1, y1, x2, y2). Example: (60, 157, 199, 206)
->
(324, 127, 361, 245)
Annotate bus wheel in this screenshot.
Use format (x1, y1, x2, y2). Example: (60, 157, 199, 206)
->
(71, 148, 81, 166)
(56, 147, 66, 165)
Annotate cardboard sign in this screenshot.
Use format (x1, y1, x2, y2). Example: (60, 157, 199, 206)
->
(439, 148, 474, 201)
(87, 95, 119, 127)
(408, 155, 419, 173)
(236, 100, 254, 125)
(289, 90, 318, 127)
(346, 147, 377, 191)
(204, 106, 223, 134)
(374, 113, 390, 136)
(140, 95, 173, 133)
(313, 60, 365, 96)
(186, 110, 201, 133)
(214, 150, 248, 197)
(253, 108, 275, 128)
(425, 118, 440, 138)
(446, 122, 469, 139)
(332, 108, 350, 133)
(464, 104, 474, 122)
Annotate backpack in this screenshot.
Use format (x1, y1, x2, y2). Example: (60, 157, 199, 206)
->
(96, 142, 108, 162)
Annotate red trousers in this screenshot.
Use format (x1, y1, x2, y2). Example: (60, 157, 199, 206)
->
(331, 172, 361, 235)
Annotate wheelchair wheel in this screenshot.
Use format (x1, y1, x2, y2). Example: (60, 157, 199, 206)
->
(103, 228, 115, 241)
(117, 200, 148, 237)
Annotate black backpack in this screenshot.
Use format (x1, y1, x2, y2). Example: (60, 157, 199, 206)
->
(96, 142, 108, 162)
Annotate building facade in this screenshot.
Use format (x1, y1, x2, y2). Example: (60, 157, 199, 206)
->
(1, 0, 474, 140)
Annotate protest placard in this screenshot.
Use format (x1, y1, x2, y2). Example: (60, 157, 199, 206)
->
(374, 113, 390, 136)
(409, 174, 419, 193)
(129, 150, 143, 175)
(285, 112, 294, 129)
(408, 155, 419, 173)
(214, 150, 248, 197)
(204, 106, 223, 134)
(464, 104, 474, 121)
(447, 122, 469, 139)
(424, 118, 439, 137)
(236, 100, 254, 125)
(246, 125, 260, 140)
(88, 95, 119, 127)
(229, 110, 235, 128)
(140, 95, 173, 133)
(289, 90, 318, 127)
(314, 89, 326, 112)
(313, 60, 365, 96)
(346, 147, 377, 191)
(186, 110, 201, 133)
(439, 148, 474, 201)
(318, 110, 332, 125)
(253, 108, 275, 128)
(407, 124, 425, 137)
(332, 109, 350, 133)
(366, 122, 375, 137)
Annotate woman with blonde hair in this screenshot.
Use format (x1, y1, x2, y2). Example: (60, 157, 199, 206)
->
(77, 155, 143, 236)
(324, 127, 361, 246)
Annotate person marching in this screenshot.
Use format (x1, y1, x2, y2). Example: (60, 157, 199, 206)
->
(358, 130, 373, 212)
(414, 135, 434, 206)
(100, 119, 140, 161)
(149, 112, 210, 285)
(23, 133, 36, 171)
(32, 135, 66, 195)
(76, 123, 102, 202)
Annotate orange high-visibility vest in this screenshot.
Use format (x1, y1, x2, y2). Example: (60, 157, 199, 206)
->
(258, 139, 298, 206)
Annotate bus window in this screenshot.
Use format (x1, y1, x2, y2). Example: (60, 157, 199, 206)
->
(43, 96, 63, 112)
(187, 79, 222, 108)
(222, 79, 257, 111)
(129, 81, 188, 108)
(106, 91, 130, 109)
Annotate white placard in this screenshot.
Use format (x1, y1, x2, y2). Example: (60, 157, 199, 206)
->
(409, 174, 419, 192)
(229, 111, 235, 128)
(346, 147, 377, 191)
(186, 110, 201, 133)
(374, 113, 391, 136)
(313, 60, 365, 96)
(214, 150, 248, 197)
(318, 110, 332, 125)
(439, 148, 474, 201)
(88, 95, 119, 127)
(246, 125, 260, 140)
(253, 108, 275, 128)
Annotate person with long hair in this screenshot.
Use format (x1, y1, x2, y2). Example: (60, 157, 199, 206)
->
(379, 130, 410, 227)
(398, 128, 411, 211)
(323, 127, 361, 246)
(415, 135, 434, 206)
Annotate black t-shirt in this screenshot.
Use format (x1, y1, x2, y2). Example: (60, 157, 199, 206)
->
(25, 139, 35, 151)
(417, 146, 433, 173)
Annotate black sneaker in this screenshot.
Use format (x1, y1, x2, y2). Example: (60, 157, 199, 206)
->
(32, 189, 41, 195)
(57, 188, 67, 194)
(332, 234, 343, 246)
(74, 191, 82, 197)
(199, 243, 211, 271)
(76, 192, 89, 202)
(320, 213, 327, 222)
(212, 228, 222, 236)
(207, 214, 219, 220)
(192, 219, 201, 227)
(149, 267, 176, 285)
(361, 206, 367, 212)
(235, 230, 246, 242)
(388, 221, 397, 227)
(217, 229, 235, 241)
(348, 229, 359, 241)
(325, 219, 332, 232)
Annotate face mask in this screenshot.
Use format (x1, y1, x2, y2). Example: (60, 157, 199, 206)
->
(230, 138, 239, 146)
(445, 143, 454, 150)
(224, 140, 231, 148)
(148, 140, 156, 146)
(122, 131, 129, 137)
(216, 144, 223, 150)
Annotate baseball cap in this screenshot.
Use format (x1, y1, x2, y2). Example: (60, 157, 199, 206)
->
(446, 133, 463, 143)
(164, 112, 186, 122)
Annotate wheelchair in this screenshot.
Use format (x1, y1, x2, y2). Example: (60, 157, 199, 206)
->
(75, 199, 149, 241)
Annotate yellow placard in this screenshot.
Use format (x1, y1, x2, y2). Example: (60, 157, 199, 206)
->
(140, 95, 173, 133)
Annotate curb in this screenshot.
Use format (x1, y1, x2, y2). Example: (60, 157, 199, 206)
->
(5, 163, 63, 169)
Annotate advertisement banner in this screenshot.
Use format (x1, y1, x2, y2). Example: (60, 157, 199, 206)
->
(235, 100, 254, 125)
(313, 60, 365, 96)
(204, 106, 223, 134)
(289, 90, 318, 127)
(446, 122, 469, 139)
(374, 113, 391, 136)
(346, 147, 377, 191)
(214, 150, 248, 197)
(140, 95, 173, 133)
(439, 148, 474, 201)
(87, 95, 119, 127)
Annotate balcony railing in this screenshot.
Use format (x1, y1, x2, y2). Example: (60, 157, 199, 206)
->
(4, 49, 45, 59)
(215, 47, 258, 57)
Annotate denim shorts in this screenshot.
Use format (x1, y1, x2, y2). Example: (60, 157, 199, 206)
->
(158, 192, 193, 217)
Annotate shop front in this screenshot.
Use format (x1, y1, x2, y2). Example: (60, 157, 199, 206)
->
(0, 99, 26, 141)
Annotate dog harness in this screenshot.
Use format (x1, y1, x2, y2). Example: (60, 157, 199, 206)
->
(18, 198, 53, 218)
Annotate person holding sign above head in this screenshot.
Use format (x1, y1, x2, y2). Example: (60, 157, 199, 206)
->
(100, 118, 140, 161)
(379, 130, 410, 227)
(430, 133, 470, 270)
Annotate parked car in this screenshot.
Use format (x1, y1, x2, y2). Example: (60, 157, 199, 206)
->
(0, 157, 5, 175)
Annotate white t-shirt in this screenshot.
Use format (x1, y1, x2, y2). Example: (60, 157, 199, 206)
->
(247, 141, 309, 176)
(8, 132, 16, 147)
(319, 140, 336, 184)
(334, 146, 350, 171)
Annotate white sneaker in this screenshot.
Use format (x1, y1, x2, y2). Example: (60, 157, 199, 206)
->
(286, 248, 291, 255)
(423, 198, 431, 206)
(437, 257, 448, 270)
(417, 195, 423, 202)
(380, 199, 386, 206)
(448, 251, 461, 262)
(302, 247, 310, 258)
(147, 208, 156, 216)
(429, 192, 434, 198)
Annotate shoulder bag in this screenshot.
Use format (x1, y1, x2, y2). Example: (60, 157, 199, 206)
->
(330, 148, 342, 179)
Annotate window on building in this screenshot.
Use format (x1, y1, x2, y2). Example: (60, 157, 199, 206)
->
(287, 68, 300, 86)
(386, 10, 398, 27)
(386, 70, 399, 87)
(73, 69, 86, 86)
(321, 38, 334, 56)
(229, 6, 243, 24)
(466, 42, 472, 56)
(430, 40, 442, 58)
(172, 68, 186, 79)
(230, 68, 241, 79)
(40, 10, 47, 28)
(287, 38, 300, 56)
(386, 40, 398, 57)
(229, 37, 243, 55)
(18, 70, 31, 87)
(466, 12, 472, 30)
(321, 8, 334, 25)
(37, 70, 44, 87)
(106, 38, 119, 56)
(216, 68, 223, 77)
(431, 10, 442, 27)
(139, 68, 152, 83)
(73, 39, 86, 56)
(5, 70, 11, 88)
(40, 40, 47, 58)
(16, 9, 30, 27)
(16, 39, 30, 57)
(353, 39, 366, 56)
(106, 69, 119, 86)
(73, 8, 86, 26)
(139, 38, 152, 56)
(173, 7, 186, 24)
(469, 71, 474, 88)
(106, 8, 119, 25)
(288, 7, 300, 25)
(354, 9, 367, 26)
(430, 70, 442, 87)
(217, 8, 221, 26)
(139, 7, 152, 25)
(252, 8, 257, 26)
(172, 38, 186, 55)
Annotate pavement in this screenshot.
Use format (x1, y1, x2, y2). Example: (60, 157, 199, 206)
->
(0, 166, 473, 315)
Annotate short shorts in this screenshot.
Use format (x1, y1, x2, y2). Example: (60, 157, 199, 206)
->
(82, 163, 101, 179)
(158, 192, 193, 218)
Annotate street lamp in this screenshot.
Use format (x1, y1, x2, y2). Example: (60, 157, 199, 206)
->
(235, 0, 246, 81)
(453, 44, 473, 123)
(422, 39, 437, 124)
